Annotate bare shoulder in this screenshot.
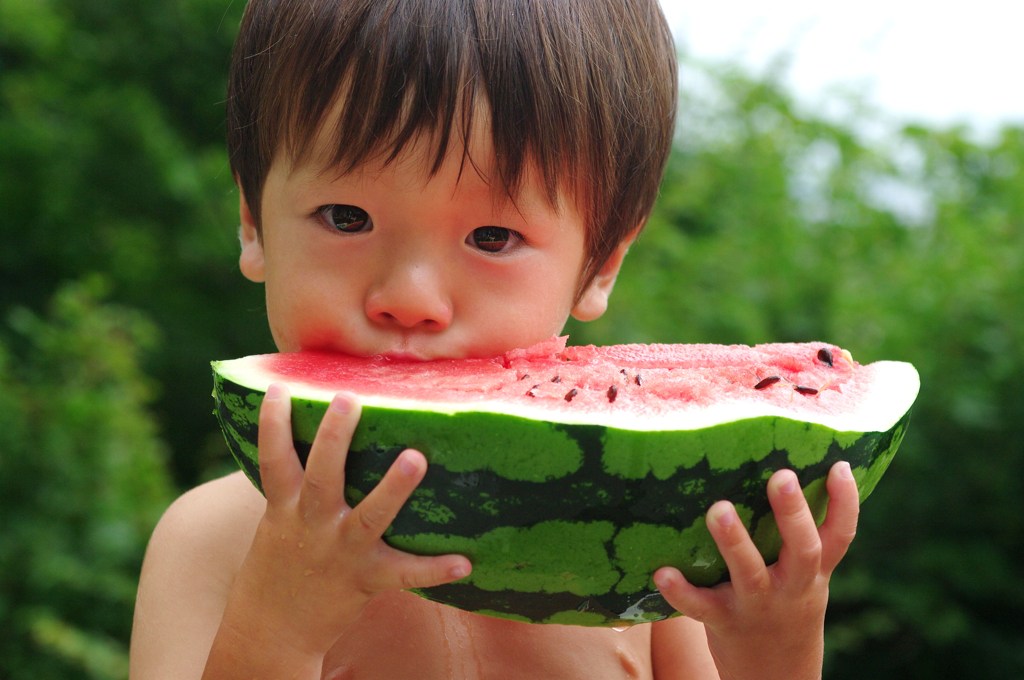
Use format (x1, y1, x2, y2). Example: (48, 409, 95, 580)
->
(153, 471, 264, 557)
(138, 470, 265, 596)
(130, 472, 265, 677)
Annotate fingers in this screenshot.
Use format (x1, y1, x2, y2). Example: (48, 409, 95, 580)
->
(378, 551, 473, 592)
(658, 464, 860, 631)
(705, 501, 771, 596)
(654, 503, 770, 625)
(301, 392, 361, 517)
(768, 468, 823, 589)
(255, 387, 473, 603)
(345, 448, 474, 591)
(819, 461, 860, 573)
(258, 383, 304, 505)
(345, 449, 427, 544)
(653, 566, 721, 624)
(263, 387, 439, 546)
(345, 448, 473, 592)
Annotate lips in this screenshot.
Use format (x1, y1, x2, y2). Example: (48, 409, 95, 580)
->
(374, 351, 433, 362)
(298, 332, 509, 362)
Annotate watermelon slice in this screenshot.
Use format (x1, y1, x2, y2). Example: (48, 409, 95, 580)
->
(212, 338, 918, 626)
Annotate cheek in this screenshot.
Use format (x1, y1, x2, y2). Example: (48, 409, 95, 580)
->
(263, 265, 358, 352)
(263, 288, 300, 352)
(462, 266, 578, 342)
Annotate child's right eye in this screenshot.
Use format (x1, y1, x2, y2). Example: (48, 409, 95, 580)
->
(316, 204, 372, 233)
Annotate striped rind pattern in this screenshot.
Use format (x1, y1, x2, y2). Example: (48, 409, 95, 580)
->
(213, 369, 909, 626)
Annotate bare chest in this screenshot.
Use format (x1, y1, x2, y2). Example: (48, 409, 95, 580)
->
(321, 592, 653, 680)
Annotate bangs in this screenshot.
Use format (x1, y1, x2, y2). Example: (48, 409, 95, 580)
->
(271, 0, 590, 206)
(228, 0, 677, 291)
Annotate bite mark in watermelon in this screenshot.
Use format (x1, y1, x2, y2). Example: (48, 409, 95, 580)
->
(212, 338, 918, 626)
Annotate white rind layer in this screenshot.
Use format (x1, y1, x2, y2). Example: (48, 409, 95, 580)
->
(214, 358, 919, 434)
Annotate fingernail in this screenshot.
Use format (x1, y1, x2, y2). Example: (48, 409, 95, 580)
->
(397, 451, 419, 476)
(780, 476, 799, 495)
(653, 569, 674, 590)
(330, 392, 353, 414)
(710, 502, 735, 528)
(265, 383, 286, 401)
(837, 460, 854, 479)
(450, 562, 470, 580)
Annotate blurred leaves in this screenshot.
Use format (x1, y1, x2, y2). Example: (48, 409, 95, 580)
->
(0, 0, 268, 486)
(2, 0, 1023, 677)
(0, 278, 174, 679)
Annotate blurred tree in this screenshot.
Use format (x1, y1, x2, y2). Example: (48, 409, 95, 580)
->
(0, 0, 270, 486)
(0, 277, 174, 679)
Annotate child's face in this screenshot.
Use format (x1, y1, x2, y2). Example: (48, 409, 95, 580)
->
(238, 127, 627, 360)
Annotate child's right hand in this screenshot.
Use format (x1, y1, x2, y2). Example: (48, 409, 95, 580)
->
(206, 383, 471, 673)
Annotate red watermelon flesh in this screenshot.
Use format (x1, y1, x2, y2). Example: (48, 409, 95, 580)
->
(241, 337, 909, 434)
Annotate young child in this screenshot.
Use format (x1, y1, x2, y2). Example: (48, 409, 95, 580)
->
(129, 0, 861, 677)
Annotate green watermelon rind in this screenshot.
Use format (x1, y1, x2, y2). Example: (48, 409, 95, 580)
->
(212, 367, 911, 627)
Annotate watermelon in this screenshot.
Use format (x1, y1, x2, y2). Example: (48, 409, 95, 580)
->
(212, 338, 918, 627)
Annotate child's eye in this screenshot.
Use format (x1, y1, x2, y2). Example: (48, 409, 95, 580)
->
(467, 226, 523, 254)
(316, 204, 371, 233)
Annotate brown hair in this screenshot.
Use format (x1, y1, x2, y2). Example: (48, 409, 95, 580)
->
(227, 0, 677, 295)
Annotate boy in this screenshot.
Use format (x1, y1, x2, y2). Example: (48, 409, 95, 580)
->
(129, 0, 861, 677)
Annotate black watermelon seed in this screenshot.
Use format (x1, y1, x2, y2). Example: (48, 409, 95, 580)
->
(551, 375, 562, 383)
(817, 348, 834, 367)
(634, 374, 643, 387)
(795, 385, 819, 396)
(526, 384, 540, 397)
(564, 388, 579, 402)
(607, 385, 618, 403)
(754, 376, 782, 390)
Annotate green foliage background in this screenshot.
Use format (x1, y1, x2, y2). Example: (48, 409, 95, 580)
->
(1, 1, 1022, 677)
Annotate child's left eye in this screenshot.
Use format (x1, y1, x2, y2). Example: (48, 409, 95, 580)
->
(467, 226, 523, 254)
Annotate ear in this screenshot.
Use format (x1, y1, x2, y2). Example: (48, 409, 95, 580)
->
(238, 188, 266, 283)
(570, 229, 638, 322)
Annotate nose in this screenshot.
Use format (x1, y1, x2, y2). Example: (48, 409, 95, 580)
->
(365, 261, 453, 331)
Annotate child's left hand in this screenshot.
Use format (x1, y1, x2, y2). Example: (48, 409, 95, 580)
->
(654, 461, 860, 680)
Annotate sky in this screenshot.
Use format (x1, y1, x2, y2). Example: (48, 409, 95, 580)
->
(659, 0, 1023, 133)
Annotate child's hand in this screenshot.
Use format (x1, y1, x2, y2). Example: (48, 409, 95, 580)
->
(219, 383, 471, 663)
(654, 463, 859, 680)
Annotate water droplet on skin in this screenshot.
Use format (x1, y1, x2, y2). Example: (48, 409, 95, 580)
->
(437, 608, 484, 677)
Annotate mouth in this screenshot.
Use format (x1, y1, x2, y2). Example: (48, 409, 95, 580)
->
(374, 350, 434, 362)
(298, 336, 483, 362)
